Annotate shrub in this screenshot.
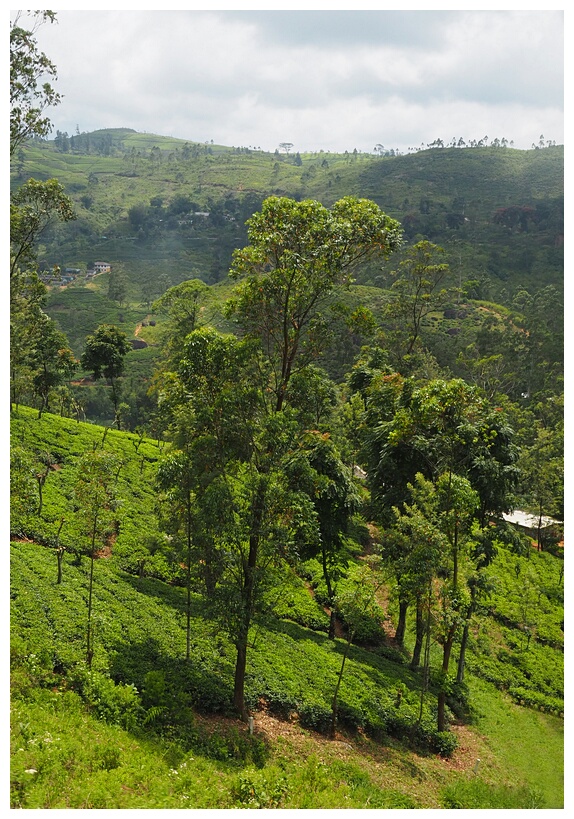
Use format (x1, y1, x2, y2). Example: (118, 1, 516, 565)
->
(191, 726, 268, 767)
(68, 665, 143, 729)
(298, 702, 333, 735)
(336, 699, 365, 733)
(233, 769, 288, 808)
(426, 728, 458, 757)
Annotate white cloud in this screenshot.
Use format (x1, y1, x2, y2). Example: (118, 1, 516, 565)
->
(30, 9, 563, 153)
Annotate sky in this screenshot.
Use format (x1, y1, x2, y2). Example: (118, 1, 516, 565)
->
(18, 5, 565, 155)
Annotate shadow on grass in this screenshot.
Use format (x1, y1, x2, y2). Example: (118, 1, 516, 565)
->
(260, 614, 421, 690)
(108, 634, 236, 716)
(120, 571, 207, 618)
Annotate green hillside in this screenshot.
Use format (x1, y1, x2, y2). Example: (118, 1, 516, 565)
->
(10, 407, 564, 808)
(11, 17, 563, 810)
(13, 132, 563, 301)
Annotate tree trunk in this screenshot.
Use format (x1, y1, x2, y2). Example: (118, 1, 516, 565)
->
(394, 594, 409, 645)
(537, 506, 543, 551)
(410, 599, 425, 669)
(456, 592, 476, 685)
(233, 637, 249, 720)
(185, 489, 192, 662)
(86, 553, 95, 667)
(417, 585, 433, 724)
(456, 620, 470, 685)
(232, 480, 265, 720)
(37, 479, 44, 516)
(322, 545, 336, 640)
(437, 626, 456, 732)
(331, 631, 353, 739)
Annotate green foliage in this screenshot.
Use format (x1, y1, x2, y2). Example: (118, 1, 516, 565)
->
(384, 240, 454, 362)
(227, 194, 402, 411)
(233, 768, 288, 807)
(10, 11, 61, 156)
(11, 178, 75, 275)
(68, 666, 143, 729)
(80, 324, 131, 382)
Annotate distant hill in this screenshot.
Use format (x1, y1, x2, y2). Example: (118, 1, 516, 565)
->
(11, 130, 563, 303)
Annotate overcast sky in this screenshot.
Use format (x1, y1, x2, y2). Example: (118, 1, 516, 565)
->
(25, 5, 564, 155)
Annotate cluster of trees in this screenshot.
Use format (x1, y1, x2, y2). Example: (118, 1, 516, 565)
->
(150, 194, 404, 720)
(374, 135, 560, 157)
(10, 12, 77, 414)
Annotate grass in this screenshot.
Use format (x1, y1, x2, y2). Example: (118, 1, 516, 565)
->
(466, 676, 563, 808)
(11, 664, 561, 808)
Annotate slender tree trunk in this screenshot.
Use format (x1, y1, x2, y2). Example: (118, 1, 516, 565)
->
(233, 480, 265, 720)
(437, 625, 456, 732)
(37, 479, 44, 516)
(331, 631, 354, 738)
(410, 598, 425, 669)
(456, 620, 470, 685)
(453, 519, 459, 589)
(537, 505, 543, 551)
(456, 591, 476, 685)
(233, 633, 250, 719)
(55, 518, 65, 585)
(86, 521, 96, 668)
(322, 545, 336, 640)
(185, 486, 192, 662)
(394, 592, 409, 645)
(418, 583, 432, 724)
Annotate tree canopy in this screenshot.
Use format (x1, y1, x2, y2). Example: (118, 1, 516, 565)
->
(227, 195, 403, 411)
(10, 10, 61, 156)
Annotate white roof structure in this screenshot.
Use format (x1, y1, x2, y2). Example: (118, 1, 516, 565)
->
(502, 510, 562, 530)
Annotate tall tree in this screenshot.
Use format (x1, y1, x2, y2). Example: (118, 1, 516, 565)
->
(73, 450, 120, 667)
(226, 195, 403, 412)
(359, 377, 518, 527)
(518, 423, 564, 549)
(403, 472, 478, 732)
(220, 195, 401, 717)
(31, 313, 76, 416)
(107, 265, 129, 307)
(330, 560, 382, 737)
(10, 178, 75, 277)
(81, 325, 131, 425)
(155, 196, 401, 720)
(157, 444, 198, 662)
(152, 278, 212, 365)
(383, 241, 454, 366)
(164, 327, 314, 718)
(10, 268, 46, 410)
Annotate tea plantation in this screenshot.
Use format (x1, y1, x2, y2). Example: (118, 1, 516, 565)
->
(10, 407, 564, 808)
